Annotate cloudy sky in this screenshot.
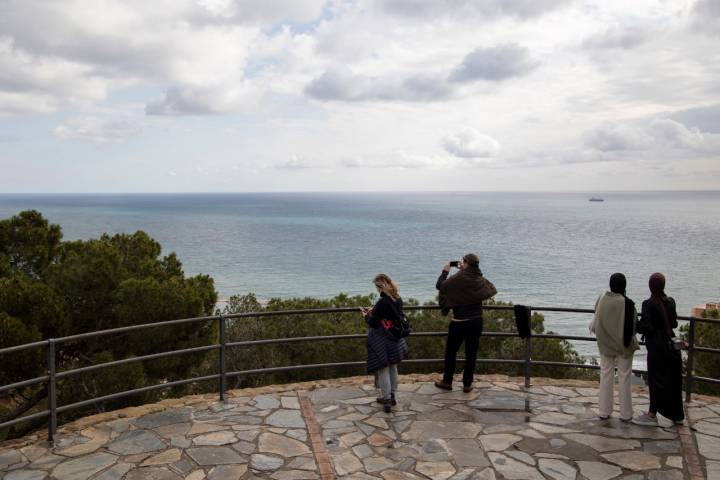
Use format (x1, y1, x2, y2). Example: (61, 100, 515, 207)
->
(1, 0, 719, 192)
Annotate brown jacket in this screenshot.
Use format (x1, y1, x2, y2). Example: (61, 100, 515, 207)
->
(437, 267, 497, 317)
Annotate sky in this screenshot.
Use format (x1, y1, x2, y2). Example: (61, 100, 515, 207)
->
(0, 0, 719, 193)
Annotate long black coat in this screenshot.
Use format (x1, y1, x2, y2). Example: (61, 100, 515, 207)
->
(365, 294, 408, 373)
(639, 297, 684, 422)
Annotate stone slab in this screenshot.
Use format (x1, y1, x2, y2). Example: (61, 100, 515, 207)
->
(601, 451, 661, 471)
(576, 461, 622, 480)
(134, 409, 192, 429)
(51, 452, 118, 479)
(186, 447, 245, 466)
(106, 430, 165, 455)
(258, 433, 310, 457)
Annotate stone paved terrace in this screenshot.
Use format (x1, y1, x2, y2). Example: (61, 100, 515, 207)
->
(1, 374, 719, 480)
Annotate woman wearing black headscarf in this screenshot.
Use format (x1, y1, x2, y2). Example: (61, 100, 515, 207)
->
(633, 273, 684, 426)
(590, 273, 638, 421)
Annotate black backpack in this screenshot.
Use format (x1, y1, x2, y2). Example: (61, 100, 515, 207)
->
(386, 299, 411, 341)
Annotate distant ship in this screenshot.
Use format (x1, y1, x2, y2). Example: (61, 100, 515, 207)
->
(589, 197, 604, 202)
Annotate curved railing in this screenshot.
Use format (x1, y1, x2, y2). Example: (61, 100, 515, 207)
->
(1, 304, 718, 442)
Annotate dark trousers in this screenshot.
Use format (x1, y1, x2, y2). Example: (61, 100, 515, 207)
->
(443, 318, 483, 386)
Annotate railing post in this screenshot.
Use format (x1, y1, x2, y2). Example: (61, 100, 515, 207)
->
(524, 308, 532, 388)
(219, 316, 227, 402)
(47, 339, 57, 442)
(524, 336, 532, 388)
(685, 316, 696, 403)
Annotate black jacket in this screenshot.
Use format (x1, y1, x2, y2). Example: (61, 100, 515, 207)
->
(365, 293, 407, 373)
(366, 294, 403, 328)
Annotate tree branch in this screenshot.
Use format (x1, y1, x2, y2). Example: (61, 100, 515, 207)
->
(0, 385, 48, 425)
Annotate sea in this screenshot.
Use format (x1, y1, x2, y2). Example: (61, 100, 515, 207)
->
(1, 191, 718, 362)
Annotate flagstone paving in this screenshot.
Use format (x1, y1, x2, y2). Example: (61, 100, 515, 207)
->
(1, 374, 718, 479)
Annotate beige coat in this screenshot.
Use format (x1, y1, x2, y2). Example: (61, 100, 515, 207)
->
(590, 292, 639, 358)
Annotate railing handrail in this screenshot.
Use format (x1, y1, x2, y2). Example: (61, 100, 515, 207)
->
(1, 303, 718, 442)
(1, 303, 717, 356)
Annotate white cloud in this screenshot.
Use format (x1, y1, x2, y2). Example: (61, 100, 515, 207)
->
(53, 117, 141, 144)
(584, 116, 720, 155)
(342, 150, 444, 169)
(648, 118, 704, 149)
(1, 0, 720, 192)
(442, 128, 500, 158)
(275, 155, 315, 169)
(0, 38, 108, 113)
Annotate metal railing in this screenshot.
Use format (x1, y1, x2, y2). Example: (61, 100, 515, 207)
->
(1, 304, 718, 442)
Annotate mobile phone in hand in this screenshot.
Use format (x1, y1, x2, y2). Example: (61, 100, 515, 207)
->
(449, 261, 459, 267)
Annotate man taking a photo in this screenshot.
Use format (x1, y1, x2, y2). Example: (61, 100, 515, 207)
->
(434, 253, 497, 393)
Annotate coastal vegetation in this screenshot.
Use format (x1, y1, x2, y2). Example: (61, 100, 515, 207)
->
(0, 210, 217, 438)
(687, 307, 720, 396)
(218, 293, 591, 389)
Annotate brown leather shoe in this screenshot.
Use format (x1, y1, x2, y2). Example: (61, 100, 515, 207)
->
(434, 381, 452, 391)
(463, 385, 473, 393)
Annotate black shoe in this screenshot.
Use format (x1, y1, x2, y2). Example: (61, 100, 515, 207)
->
(434, 381, 453, 391)
(383, 402, 392, 413)
(463, 385, 473, 393)
(376, 394, 397, 406)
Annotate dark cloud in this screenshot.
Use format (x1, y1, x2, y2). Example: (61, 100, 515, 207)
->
(305, 68, 453, 102)
(448, 44, 538, 82)
(145, 84, 261, 115)
(307, 43, 537, 102)
(582, 26, 650, 49)
(692, 0, 720, 36)
(584, 122, 652, 151)
(379, 0, 572, 20)
(145, 88, 214, 116)
(189, 0, 325, 26)
(666, 104, 720, 133)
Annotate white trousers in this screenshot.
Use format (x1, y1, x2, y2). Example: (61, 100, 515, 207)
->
(599, 353, 634, 420)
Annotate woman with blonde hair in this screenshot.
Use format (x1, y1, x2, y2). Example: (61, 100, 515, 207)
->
(361, 273, 408, 413)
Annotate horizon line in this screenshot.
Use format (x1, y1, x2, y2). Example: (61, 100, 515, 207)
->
(1, 189, 719, 195)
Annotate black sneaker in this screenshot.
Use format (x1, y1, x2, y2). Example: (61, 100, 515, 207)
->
(376, 394, 397, 406)
(384, 402, 392, 413)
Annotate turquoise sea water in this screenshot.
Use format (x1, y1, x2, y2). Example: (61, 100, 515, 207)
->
(1, 191, 718, 359)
